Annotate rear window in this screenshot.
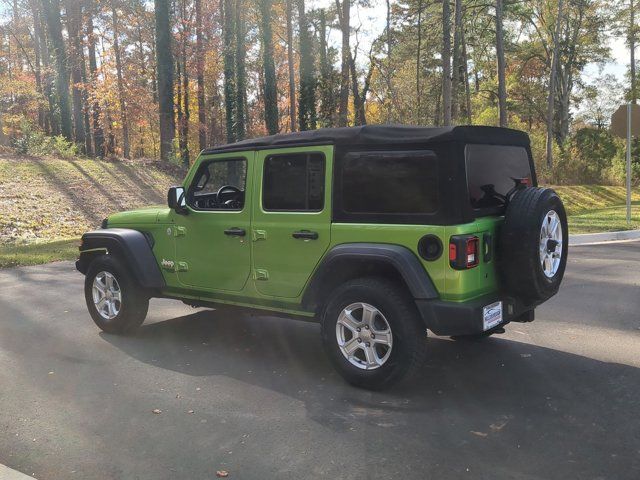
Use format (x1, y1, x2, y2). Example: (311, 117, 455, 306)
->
(342, 151, 438, 215)
(465, 144, 532, 209)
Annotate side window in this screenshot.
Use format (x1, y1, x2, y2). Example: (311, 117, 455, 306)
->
(342, 151, 438, 215)
(263, 153, 325, 211)
(189, 158, 247, 210)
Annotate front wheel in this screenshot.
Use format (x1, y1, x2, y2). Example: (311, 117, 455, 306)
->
(321, 278, 427, 390)
(84, 255, 149, 334)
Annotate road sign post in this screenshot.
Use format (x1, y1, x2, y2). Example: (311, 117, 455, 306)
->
(611, 103, 640, 227)
(627, 104, 632, 226)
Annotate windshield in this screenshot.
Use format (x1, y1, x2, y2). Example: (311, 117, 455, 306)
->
(465, 144, 532, 210)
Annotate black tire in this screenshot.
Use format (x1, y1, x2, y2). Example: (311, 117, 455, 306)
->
(84, 254, 149, 334)
(320, 277, 427, 390)
(499, 187, 568, 303)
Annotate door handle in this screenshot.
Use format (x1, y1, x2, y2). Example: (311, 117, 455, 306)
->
(224, 227, 246, 237)
(292, 230, 319, 240)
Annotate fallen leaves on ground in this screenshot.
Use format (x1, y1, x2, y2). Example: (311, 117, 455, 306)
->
(152, 409, 162, 414)
(216, 470, 229, 477)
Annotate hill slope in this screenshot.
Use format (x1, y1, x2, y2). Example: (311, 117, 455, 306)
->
(0, 153, 183, 244)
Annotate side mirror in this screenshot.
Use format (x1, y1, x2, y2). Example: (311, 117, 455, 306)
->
(167, 186, 188, 214)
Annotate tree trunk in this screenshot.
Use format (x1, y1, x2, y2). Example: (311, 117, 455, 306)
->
(66, 0, 86, 151)
(41, 0, 73, 140)
(176, 59, 186, 164)
(496, 0, 507, 127)
(195, 0, 207, 149)
(297, 0, 316, 131)
(416, 0, 423, 121)
(223, 0, 236, 142)
(86, 2, 104, 157)
(337, 0, 350, 127)
(35, 4, 57, 135)
(179, 0, 190, 165)
(386, 0, 393, 120)
(260, 0, 279, 134)
(154, 0, 175, 160)
(111, 4, 130, 158)
(235, 0, 246, 140)
(349, 55, 372, 126)
(285, 0, 297, 131)
(451, 0, 463, 122)
(546, 0, 564, 169)
(461, 23, 472, 123)
(631, 0, 637, 103)
(442, 0, 452, 126)
(318, 9, 336, 127)
(31, 2, 45, 131)
(79, 31, 92, 156)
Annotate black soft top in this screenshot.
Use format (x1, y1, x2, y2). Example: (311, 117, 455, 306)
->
(202, 124, 530, 154)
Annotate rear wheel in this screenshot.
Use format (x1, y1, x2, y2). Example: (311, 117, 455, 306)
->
(321, 277, 427, 390)
(84, 255, 149, 334)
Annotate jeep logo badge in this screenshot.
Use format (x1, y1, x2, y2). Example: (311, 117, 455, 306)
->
(161, 259, 175, 270)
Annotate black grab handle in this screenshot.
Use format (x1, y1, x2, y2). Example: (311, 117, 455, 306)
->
(292, 230, 319, 240)
(224, 227, 246, 237)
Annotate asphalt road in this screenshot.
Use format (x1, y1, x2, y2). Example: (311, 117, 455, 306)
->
(1, 243, 639, 480)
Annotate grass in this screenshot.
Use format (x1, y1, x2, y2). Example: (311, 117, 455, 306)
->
(0, 151, 183, 269)
(0, 152, 183, 244)
(551, 185, 640, 234)
(0, 238, 79, 269)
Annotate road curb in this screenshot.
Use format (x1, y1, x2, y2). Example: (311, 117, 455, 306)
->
(569, 229, 640, 246)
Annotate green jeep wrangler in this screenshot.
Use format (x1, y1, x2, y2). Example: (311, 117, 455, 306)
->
(77, 125, 567, 389)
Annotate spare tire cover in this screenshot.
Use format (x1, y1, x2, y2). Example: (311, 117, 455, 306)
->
(498, 187, 568, 303)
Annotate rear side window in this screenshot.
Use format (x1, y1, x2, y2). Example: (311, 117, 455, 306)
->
(341, 151, 438, 215)
(263, 153, 325, 211)
(466, 144, 532, 209)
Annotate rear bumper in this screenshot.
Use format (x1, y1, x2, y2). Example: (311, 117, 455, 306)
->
(416, 294, 535, 336)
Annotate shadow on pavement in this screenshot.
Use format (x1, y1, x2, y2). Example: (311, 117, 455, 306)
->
(101, 308, 640, 478)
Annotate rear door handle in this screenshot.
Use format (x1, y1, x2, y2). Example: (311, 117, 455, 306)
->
(292, 230, 318, 240)
(224, 227, 246, 237)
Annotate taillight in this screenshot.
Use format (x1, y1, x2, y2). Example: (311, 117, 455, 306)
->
(449, 235, 480, 270)
(465, 237, 479, 268)
(449, 243, 457, 262)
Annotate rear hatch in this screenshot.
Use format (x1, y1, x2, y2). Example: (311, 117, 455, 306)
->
(443, 144, 534, 301)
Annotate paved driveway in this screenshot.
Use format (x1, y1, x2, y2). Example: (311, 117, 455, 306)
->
(0, 243, 639, 479)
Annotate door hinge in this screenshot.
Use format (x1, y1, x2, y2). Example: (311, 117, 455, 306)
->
(174, 226, 187, 237)
(253, 268, 269, 281)
(252, 229, 267, 241)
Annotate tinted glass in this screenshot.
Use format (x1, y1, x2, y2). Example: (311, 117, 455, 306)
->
(263, 153, 325, 211)
(465, 144, 532, 209)
(342, 152, 438, 214)
(190, 158, 247, 210)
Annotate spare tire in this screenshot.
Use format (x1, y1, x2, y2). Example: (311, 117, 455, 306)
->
(498, 187, 568, 303)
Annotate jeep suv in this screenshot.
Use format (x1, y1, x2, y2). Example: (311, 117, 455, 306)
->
(77, 125, 567, 389)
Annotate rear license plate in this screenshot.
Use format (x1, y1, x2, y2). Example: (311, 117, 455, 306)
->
(483, 301, 503, 331)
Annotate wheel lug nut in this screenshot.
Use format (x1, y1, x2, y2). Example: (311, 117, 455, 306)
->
(357, 327, 361, 332)
(365, 342, 370, 347)
(371, 334, 375, 339)
(357, 338, 362, 343)
(364, 325, 369, 330)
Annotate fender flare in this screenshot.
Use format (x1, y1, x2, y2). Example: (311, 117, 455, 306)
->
(302, 243, 438, 311)
(76, 228, 165, 290)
